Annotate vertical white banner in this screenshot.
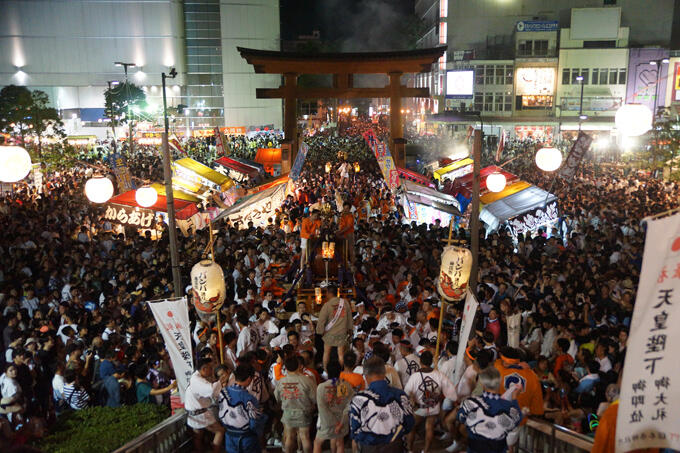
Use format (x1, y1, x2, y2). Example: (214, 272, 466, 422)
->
(453, 290, 479, 385)
(506, 312, 521, 349)
(148, 297, 194, 402)
(616, 213, 680, 452)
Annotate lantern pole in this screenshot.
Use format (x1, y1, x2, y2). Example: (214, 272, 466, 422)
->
(434, 221, 457, 369)
(207, 225, 225, 365)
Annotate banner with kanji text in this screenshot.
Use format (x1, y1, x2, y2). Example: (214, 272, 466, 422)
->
(616, 212, 680, 452)
(148, 297, 194, 402)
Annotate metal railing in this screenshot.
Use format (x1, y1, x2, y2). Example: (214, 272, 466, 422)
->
(518, 417, 594, 453)
(112, 410, 190, 453)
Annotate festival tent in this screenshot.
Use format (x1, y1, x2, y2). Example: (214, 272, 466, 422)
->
(106, 190, 199, 222)
(229, 156, 265, 174)
(254, 148, 282, 175)
(479, 184, 558, 233)
(247, 174, 289, 195)
(150, 183, 201, 204)
(399, 179, 462, 227)
(447, 165, 520, 212)
(397, 167, 434, 188)
(172, 157, 234, 199)
(433, 158, 473, 181)
(211, 182, 287, 228)
(213, 156, 259, 182)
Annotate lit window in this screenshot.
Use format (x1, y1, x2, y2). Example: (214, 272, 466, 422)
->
(439, 22, 447, 45)
(440, 0, 448, 18)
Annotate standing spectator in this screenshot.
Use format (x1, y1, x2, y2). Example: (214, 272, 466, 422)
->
(457, 366, 523, 453)
(314, 361, 353, 453)
(62, 369, 90, 411)
(350, 356, 414, 453)
(274, 356, 317, 453)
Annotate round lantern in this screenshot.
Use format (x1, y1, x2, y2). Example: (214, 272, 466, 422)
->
(325, 162, 332, 173)
(486, 172, 506, 193)
(615, 103, 653, 137)
(84, 176, 114, 203)
(190, 260, 226, 314)
(0, 146, 32, 183)
(437, 245, 473, 301)
(535, 147, 563, 172)
(135, 186, 158, 208)
(354, 162, 360, 173)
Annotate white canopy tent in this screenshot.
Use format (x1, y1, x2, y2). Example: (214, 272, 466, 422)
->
(480, 185, 557, 232)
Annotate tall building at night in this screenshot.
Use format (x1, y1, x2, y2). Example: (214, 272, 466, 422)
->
(0, 0, 282, 136)
(414, 0, 679, 142)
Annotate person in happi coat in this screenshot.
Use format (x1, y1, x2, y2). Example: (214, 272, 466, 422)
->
(218, 363, 267, 453)
(314, 360, 354, 453)
(316, 285, 353, 370)
(404, 351, 457, 453)
(274, 356, 317, 453)
(349, 356, 415, 453)
(185, 358, 229, 453)
(457, 366, 523, 453)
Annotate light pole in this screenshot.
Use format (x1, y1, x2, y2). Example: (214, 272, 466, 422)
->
(576, 75, 587, 130)
(115, 61, 136, 155)
(162, 67, 182, 297)
(649, 58, 669, 173)
(106, 80, 120, 153)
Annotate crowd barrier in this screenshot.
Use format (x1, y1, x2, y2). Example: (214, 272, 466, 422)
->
(111, 410, 190, 453)
(519, 417, 595, 453)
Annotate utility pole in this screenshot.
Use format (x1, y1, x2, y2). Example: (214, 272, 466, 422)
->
(162, 68, 182, 297)
(469, 129, 482, 296)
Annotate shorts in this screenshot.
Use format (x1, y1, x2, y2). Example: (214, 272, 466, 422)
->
(301, 238, 308, 249)
(323, 332, 349, 347)
(414, 405, 440, 417)
(225, 432, 259, 453)
(442, 398, 455, 411)
(282, 409, 312, 428)
(316, 420, 349, 440)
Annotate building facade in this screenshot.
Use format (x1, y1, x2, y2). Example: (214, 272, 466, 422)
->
(415, 0, 679, 140)
(0, 0, 282, 136)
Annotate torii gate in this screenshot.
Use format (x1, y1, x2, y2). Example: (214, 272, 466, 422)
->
(237, 46, 447, 170)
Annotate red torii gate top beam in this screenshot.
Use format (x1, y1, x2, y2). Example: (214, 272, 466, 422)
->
(237, 46, 447, 169)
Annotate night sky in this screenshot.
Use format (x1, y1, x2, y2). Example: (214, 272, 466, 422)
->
(280, 0, 416, 51)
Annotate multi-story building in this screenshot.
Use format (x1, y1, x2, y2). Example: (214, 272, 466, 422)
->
(415, 0, 679, 140)
(0, 0, 282, 137)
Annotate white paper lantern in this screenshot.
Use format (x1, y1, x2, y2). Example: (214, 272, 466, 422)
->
(0, 146, 32, 183)
(437, 245, 473, 301)
(84, 176, 114, 203)
(535, 147, 563, 172)
(615, 103, 653, 137)
(486, 172, 507, 193)
(190, 260, 226, 314)
(135, 186, 158, 208)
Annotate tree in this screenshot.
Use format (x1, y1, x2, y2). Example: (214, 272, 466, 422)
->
(0, 85, 34, 146)
(28, 90, 65, 157)
(655, 107, 680, 178)
(103, 81, 146, 125)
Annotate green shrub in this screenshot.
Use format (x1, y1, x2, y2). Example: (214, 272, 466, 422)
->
(36, 404, 170, 453)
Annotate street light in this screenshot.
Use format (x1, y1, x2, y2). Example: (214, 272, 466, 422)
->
(114, 62, 137, 155)
(615, 104, 653, 137)
(162, 67, 182, 297)
(576, 75, 588, 126)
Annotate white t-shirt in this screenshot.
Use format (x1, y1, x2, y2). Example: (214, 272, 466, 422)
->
(0, 373, 21, 400)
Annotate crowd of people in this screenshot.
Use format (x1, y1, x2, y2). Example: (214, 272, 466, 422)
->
(0, 124, 677, 453)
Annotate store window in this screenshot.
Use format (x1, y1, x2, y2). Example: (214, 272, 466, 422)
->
(563, 68, 571, 85)
(474, 92, 483, 112)
(618, 68, 626, 85)
(476, 66, 485, 86)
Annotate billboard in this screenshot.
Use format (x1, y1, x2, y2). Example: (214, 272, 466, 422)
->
(672, 62, 680, 103)
(627, 48, 669, 114)
(446, 70, 474, 98)
(516, 20, 558, 32)
(516, 67, 555, 95)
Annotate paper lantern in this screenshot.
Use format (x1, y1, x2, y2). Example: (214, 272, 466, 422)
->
(535, 147, 563, 172)
(315, 287, 323, 305)
(0, 146, 32, 183)
(321, 241, 335, 260)
(486, 172, 506, 193)
(325, 162, 332, 173)
(615, 103, 653, 137)
(84, 176, 114, 203)
(354, 162, 360, 172)
(437, 245, 473, 301)
(135, 186, 158, 208)
(190, 260, 226, 314)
